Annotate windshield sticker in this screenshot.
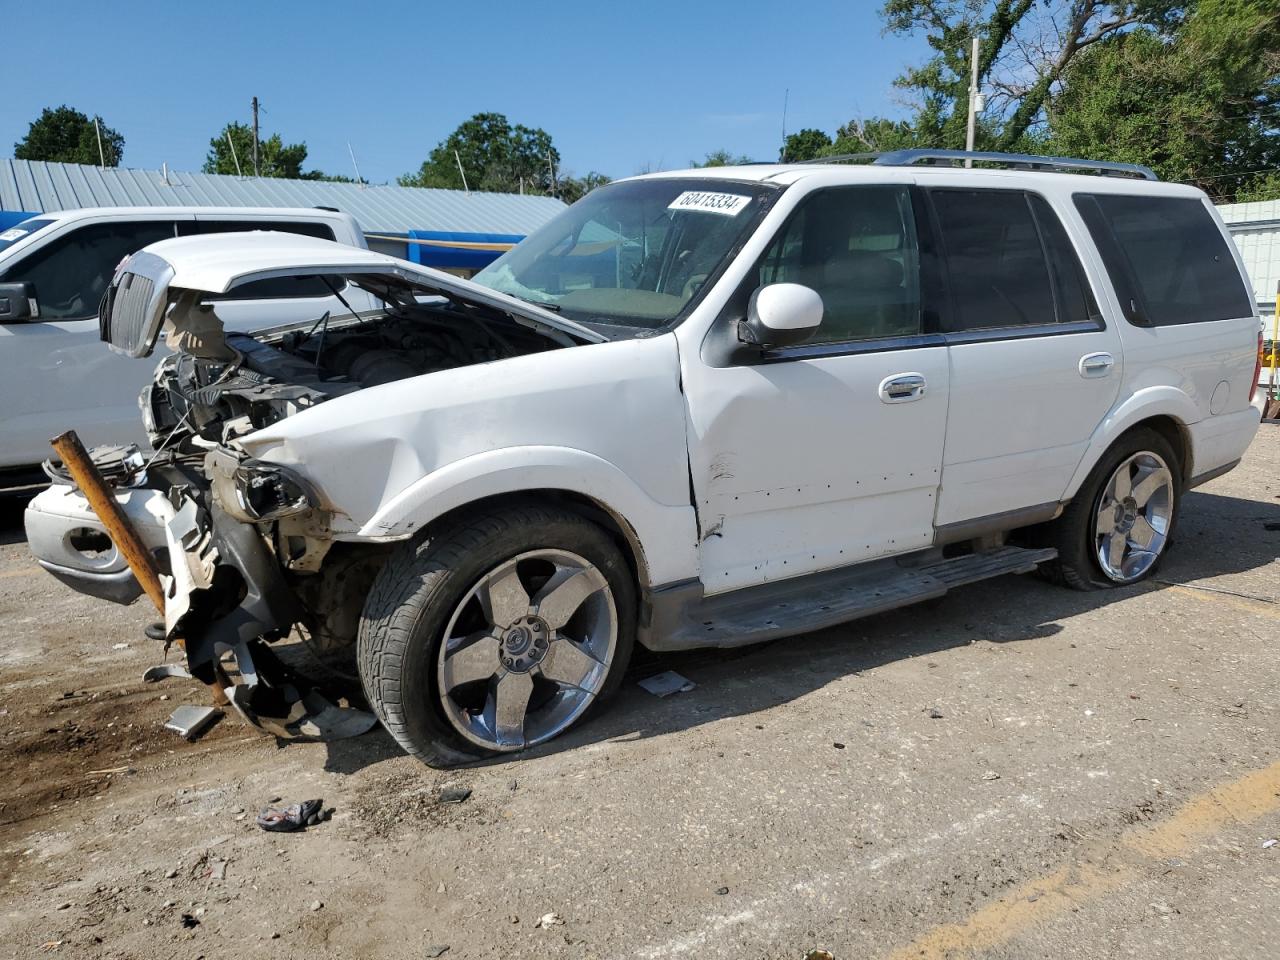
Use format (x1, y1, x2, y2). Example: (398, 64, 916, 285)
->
(667, 191, 752, 216)
(0, 228, 29, 242)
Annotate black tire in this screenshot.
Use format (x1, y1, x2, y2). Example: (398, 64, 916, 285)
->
(1041, 427, 1182, 591)
(356, 502, 637, 767)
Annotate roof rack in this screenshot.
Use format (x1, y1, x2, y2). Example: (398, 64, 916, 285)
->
(798, 148, 1157, 181)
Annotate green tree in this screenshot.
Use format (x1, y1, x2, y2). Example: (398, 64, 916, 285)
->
(880, 1, 1184, 150)
(781, 128, 834, 161)
(557, 171, 612, 205)
(1048, 0, 1280, 198)
(400, 113, 560, 194)
(691, 149, 754, 167)
(1238, 172, 1280, 203)
(203, 122, 326, 179)
(14, 105, 124, 166)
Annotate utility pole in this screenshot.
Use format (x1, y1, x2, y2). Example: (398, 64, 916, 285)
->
(547, 150, 557, 198)
(781, 88, 789, 161)
(250, 97, 261, 180)
(347, 142, 363, 185)
(453, 150, 470, 193)
(965, 36, 980, 167)
(93, 118, 105, 166)
(226, 130, 243, 177)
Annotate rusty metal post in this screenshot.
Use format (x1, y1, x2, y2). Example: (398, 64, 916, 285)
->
(50, 430, 165, 614)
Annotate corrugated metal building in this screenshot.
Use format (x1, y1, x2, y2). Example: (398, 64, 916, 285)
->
(1219, 198, 1280, 323)
(0, 158, 567, 271)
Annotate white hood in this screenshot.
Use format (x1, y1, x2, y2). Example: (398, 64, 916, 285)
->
(101, 231, 605, 358)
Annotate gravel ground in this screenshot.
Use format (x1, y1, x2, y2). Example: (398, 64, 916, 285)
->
(2, 429, 1279, 960)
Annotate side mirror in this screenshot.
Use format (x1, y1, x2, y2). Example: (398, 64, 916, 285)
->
(739, 283, 823, 349)
(0, 282, 38, 322)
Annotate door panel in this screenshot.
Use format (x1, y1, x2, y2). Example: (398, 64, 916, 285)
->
(929, 189, 1123, 526)
(938, 331, 1121, 524)
(685, 347, 949, 594)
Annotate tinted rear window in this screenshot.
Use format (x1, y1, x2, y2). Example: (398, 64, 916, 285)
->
(1073, 194, 1253, 326)
(931, 189, 1057, 331)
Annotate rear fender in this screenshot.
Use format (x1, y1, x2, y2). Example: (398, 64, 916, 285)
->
(1061, 386, 1199, 500)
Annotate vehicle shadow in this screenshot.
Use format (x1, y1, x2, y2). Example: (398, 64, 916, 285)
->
(0, 493, 33, 546)
(319, 487, 1280, 775)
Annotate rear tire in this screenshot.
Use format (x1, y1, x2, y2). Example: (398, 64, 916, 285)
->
(1041, 427, 1181, 591)
(356, 503, 636, 767)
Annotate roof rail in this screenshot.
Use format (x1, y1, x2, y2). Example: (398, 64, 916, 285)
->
(799, 148, 1157, 181)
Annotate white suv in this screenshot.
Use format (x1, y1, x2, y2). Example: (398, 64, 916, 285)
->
(25, 150, 1262, 765)
(0, 206, 374, 485)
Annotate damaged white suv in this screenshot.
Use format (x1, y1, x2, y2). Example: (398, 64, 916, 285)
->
(25, 151, 1262, 766)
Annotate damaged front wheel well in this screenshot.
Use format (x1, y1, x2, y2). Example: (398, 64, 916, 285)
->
(413, 490, 650, 594)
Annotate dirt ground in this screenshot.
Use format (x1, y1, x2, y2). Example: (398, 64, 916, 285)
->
(3, 431, 1280, 960)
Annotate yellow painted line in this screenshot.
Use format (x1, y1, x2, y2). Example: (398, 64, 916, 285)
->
(1164, 583, 1280, 621)
(885, 759, 1280, 959)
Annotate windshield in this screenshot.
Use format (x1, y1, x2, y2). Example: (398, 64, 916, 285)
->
(0, 217, 56, 254)
(473, 178, 776, 328)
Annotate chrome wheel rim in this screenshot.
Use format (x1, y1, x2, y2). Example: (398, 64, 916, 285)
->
(1094, 451, 1174, 583)
(437, 549, 616, 752)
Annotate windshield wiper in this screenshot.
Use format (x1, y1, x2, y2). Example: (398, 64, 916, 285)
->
(512, 294, 561, 312)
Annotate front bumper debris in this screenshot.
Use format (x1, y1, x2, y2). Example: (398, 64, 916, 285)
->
(25, 441, 375, 743)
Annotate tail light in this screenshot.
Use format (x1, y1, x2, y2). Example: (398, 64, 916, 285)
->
(1253, 331, 1264, 403)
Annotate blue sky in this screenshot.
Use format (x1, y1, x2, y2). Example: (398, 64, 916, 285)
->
(3, 0, 928, 183)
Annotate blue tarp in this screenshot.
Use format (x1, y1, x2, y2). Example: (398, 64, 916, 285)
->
(406, 230, 524, 271)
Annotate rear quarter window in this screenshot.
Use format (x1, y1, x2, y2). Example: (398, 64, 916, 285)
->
(1073, 194, 1253, 326)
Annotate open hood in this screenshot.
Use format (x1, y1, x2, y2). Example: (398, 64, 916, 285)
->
(100, 231, 605, 359)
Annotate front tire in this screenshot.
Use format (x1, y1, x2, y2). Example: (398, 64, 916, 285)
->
(357, 503, 636, 767)
(1042, 427, 1181, 590)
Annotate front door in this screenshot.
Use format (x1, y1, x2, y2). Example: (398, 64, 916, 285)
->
(682, 184, 950, 595)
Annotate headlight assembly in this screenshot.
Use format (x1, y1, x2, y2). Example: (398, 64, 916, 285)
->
(232, 460, 316, 522)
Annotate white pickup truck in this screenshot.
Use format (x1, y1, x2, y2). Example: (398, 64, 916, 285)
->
(0, 206, 373, 486)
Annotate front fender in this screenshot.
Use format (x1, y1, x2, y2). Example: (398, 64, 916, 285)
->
(350, 445, 700, 589)
(1060, 385, 1200, 500)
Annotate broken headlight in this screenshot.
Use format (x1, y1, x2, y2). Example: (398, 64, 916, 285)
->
(233, 460, 315, 522)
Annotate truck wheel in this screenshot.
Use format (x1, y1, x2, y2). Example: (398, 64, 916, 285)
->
(1043, 427, 1181, 591)
(356, 503, 636, 767)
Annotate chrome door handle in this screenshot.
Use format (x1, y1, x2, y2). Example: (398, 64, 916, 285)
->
(1079, 352, 1114, 378)
(879, 373, 927, 403)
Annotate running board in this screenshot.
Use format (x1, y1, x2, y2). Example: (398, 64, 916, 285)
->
(645, 546, 1057, 651)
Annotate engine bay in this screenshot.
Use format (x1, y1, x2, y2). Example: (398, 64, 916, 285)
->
(144, 300, 564, 449)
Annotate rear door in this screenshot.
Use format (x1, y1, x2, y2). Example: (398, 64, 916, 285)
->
(928, 188, 1123, 529)
(0, 216, 186, 468)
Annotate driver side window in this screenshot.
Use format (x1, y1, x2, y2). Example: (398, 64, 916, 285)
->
(0, 220, 177, 320)
(755, 185, 922, 344)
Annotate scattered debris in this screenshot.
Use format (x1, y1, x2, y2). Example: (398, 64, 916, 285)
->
(637, 671, 696, 698)
(112, 643, 130, 650)
(257, 798, 327, 832)
(163, 705, 222, 741)
(438, 785, 472, 805)
(927, 707, 944, 719)
(143, 663, 192, 683)
(165, 869, 179, 879)
(805, 951, 835, 960)
(424, 947, 450, 958)
(208, 859, 227, 881)
(716, 886, 729, 896)
(56, 902, 71, 911)
(310, 900, 323, 912)
(1263, 838, 1277, 849)
(833, 742, 845, 750)
(982, 771, 1001, 781)
(180, 913, 199, 928)
(535, 912, 565, 929)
